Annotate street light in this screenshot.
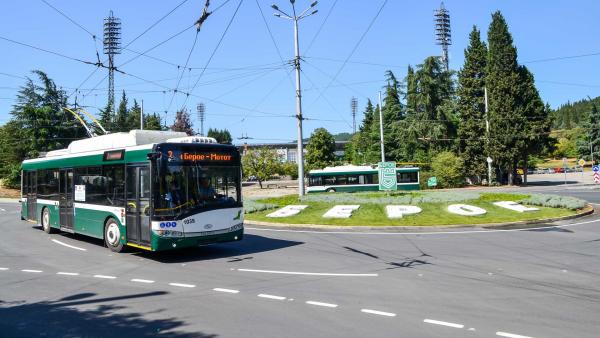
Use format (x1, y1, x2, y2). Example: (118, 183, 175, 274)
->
(272, 0, 318, 196)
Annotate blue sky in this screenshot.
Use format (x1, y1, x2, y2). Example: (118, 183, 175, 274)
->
(1, 0, 599, 144)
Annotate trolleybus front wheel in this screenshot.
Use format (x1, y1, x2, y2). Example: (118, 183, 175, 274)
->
(104, 218, 124, 253)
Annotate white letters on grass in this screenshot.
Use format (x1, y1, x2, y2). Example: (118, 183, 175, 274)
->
(323, 205, 360, 218)
(267, 205, 308, 218)
(386, 205, 422, 219)
(447, 204, 487, 216)
(493, 201, 539, 212)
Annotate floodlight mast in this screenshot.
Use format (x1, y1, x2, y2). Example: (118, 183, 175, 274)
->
(272, 1, 318, 196)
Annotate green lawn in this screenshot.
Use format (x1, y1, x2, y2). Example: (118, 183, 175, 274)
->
(245, 192, 580, 227)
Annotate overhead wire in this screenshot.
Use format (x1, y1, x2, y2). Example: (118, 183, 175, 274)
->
(304, 0, 339, 54)
(308, 0, 388, 108)
(181, 0, 244, 110)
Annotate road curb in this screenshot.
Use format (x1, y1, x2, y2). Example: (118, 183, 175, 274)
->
(245, 205, 595, 233)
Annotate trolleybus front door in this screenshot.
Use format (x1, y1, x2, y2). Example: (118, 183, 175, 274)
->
(26, 171, 37, 221)
(59, 169, 74, 230)
(126, 165, 151, 246)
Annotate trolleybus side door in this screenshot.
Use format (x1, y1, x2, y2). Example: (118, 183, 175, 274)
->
(59, 169, 74, 230)
(126, 165, 151, 246)
(26, 171, 37, 221)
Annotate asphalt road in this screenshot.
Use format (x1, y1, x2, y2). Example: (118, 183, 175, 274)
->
(1, 186, 599, 338)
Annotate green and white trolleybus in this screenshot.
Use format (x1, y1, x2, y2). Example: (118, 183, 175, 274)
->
(20, 130, 243, 252)
(307, 165, 420, 193)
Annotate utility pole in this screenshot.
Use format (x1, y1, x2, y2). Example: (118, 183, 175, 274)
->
(272, 1, 318, 197)
(484, 87, 492, 186)
(140, 100, 144, 130)
(103, 11, 121, 116)
(378, 91, 385, 162)
(351, 97, 358, 134)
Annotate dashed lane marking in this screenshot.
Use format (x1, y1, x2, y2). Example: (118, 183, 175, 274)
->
(237, 268, 378, 277)
(51, 239, 87, 251)
(93, 274, 117, 279)
(258, 294, 286, 300)
(56, 272, 79, 276)
(423, 319, 464, 329)
(361, 309, 396, 317)
(496, 332, 534, 338)
(21, 269, 42, 273)
(169, 283, 196, 288)
(213, 288, 240, 294)
(131, 279, 155, 284)
(306, 301, 338, 308)
(0, 267, 8, 271)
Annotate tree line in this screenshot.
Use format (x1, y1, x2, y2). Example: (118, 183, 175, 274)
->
(0, 71, 232, 187)
(343, 11, 552, 185)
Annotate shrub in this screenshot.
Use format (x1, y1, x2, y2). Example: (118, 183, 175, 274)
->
(520, 194, 586, 210)
(301, 191, 481, 205)
(244, 199, 278, 214)
(431, 151, 465, 188)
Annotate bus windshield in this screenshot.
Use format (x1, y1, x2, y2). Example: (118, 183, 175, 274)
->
(153, 145, 241, 218)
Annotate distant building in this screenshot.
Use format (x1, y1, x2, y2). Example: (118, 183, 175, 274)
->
(238, 141, 348, 163)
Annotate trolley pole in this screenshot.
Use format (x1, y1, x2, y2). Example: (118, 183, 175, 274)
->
(272, 1, 318, 197)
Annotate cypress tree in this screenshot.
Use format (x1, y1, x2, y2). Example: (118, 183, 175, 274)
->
(457, 26, 488, 182)
(115, 91, 129, 132)
(486, 11, 525, 183)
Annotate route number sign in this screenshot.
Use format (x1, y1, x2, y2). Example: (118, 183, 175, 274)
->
(378, 162, 397, 191)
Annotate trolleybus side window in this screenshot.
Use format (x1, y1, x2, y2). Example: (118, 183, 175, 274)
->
(397, 172, 418, 183)
(37, 169, 59, 200)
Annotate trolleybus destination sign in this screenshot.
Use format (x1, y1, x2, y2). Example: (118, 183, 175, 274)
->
(378, 161, 397, 191)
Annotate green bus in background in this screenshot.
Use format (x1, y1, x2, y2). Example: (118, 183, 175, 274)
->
(307, 165, 420, 193)
(21, 130, 243, 252)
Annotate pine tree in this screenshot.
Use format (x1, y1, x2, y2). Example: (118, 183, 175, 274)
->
(405, 65, 418, 115)
(115, 91, 129, 132)
(127, 99, 142, 131)
(144, 113, 164, 131)
(171, 108, 194, 135)
(486, 11, 525, 184)
(457, 26, 488, 182)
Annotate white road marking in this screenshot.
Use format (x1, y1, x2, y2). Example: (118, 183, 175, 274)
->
(169, 283, 195, 288)
(306, 301, 338, 308)
(0, 267, 8, 271)
(57, 272, 79, 276)
(423, 319, 464, 328)
(246, 218, 600, 236)
(496, 332, 534, 338)
(0, 208, 6, 211)
(93, 274, 116, 279)
(213, 288, 240, 294)
(258, 294, 286, 300)
(237, 268, 378, 277)
(21, 269, 42, 273)
(51, 239, 87, 251)
(361, 309, 396, 317)
(131, 279, 155, 284)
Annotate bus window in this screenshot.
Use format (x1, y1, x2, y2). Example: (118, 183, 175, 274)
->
(324, 176, 336, 185)
(347, 175, 359, 185)
(337, 175, 347, 185)
(309, 176, 322, 186)
(397, 172, 418, 183)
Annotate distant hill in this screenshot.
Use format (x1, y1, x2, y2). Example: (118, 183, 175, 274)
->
(332, 132, 352, 141)
(552, 96, 600, 129)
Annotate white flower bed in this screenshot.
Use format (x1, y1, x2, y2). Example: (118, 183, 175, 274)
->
(266, 205, 308, 218)
(385, 205, 422, 218)
(447, 204, 487, 216)
(493, 201, 538, 212)
(323, 205, 360, 218)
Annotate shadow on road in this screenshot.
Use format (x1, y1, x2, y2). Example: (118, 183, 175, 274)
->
(0, 291, 216, 338)
(135, 234, 303, 264)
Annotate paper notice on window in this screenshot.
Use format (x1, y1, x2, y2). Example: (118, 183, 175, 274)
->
(75, 185, 86, 202)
